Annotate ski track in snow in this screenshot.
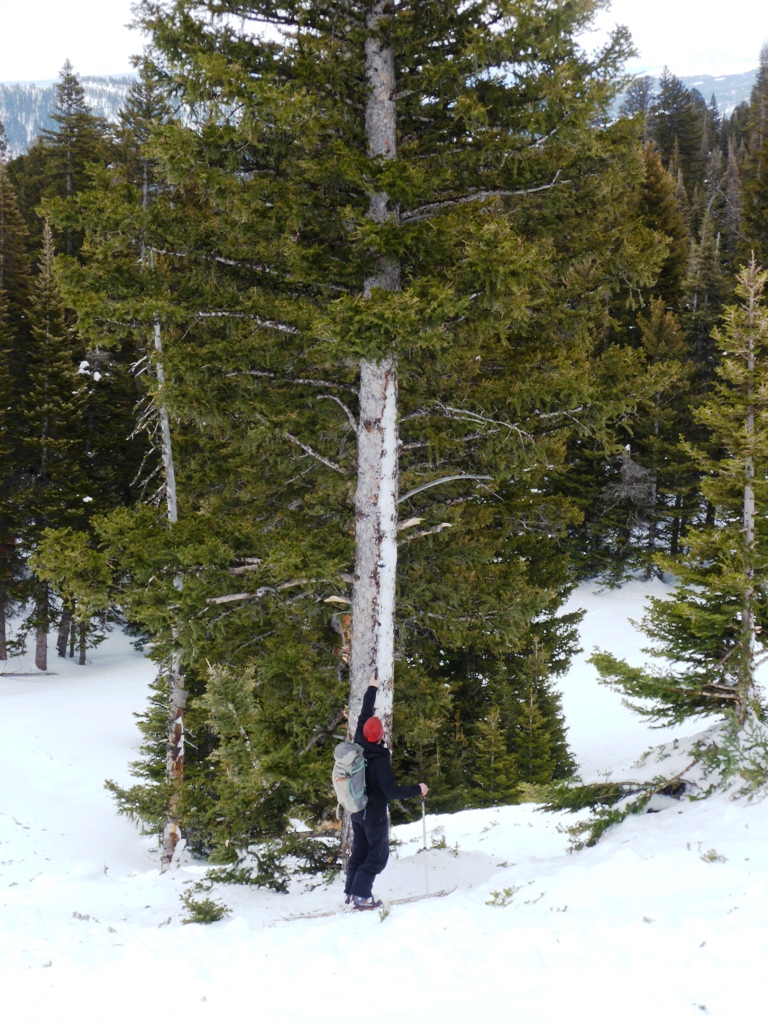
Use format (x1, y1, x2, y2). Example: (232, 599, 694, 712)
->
(2, 579, 767, 1023)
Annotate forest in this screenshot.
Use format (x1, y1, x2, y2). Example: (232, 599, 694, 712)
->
(1, 1, 768, 879)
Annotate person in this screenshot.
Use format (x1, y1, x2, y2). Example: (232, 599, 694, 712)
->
(344, 671, 428, 910)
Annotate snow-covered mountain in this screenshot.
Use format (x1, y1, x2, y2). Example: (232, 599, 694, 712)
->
(0, 76, 134, 158)
(678, 68, 757, 114)
(1, 65, 758, 162)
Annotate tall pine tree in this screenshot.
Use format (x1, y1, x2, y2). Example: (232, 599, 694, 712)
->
(592, 260, 768, 726)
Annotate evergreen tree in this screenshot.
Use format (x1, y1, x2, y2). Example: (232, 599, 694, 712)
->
(58, 0, 669, 857)
(0, 156, 32, 656)
(592, 260, 768, 726)
(637, 142, 689, 305)
(19, 223, 88, 669)
(741, 44, 768, 264)
(648, 68, 705, 189)
(684, 208, 729, 378)
(619, 76, 654, 123)
(470, 706, 520, 808)
(8, 61, 111, 255)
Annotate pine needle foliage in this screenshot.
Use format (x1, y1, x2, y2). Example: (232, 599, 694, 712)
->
(60, 0, 670, 855)
(591, 259, 768, 727)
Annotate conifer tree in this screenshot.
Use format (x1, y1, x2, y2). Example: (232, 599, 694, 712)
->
(7, 61, 111, 255)
(648, 68, 705, 189)
(19, 223, 88, 669)
(741, 44, 768, 264)
(592, 260, 768, 726)
(0, 285, 18, 658)
(637, 143, 689, 305)
(57, 0, 670, 856)
(0, 156, 32, 656)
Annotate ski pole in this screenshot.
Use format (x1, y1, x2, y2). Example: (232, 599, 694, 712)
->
(421, 796, 429, 895)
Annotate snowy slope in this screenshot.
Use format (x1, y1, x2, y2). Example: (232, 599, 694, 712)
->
(2, 582, 767, 1024)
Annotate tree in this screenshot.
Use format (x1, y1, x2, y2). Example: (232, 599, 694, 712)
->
(18, 223, 88, 669)
(592, 259, 768, 726)
(648, 68, 705, 189)
(741, 43, 768, 265)
(636, 142, 689, 305)
(56, 0, 671, 859)
(7, 61, 111, 255)
(619, 76, 654, 123)
(0, 156, 32, 655)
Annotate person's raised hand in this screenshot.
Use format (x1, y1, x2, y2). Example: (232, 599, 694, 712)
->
(419, 783, 429, 797)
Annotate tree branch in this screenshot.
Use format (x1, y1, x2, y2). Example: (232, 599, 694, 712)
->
(318, 393, 358, 431)
(282, 431, 347, 474)
(195, 311, 299, 334)
(399, 474, 493, 503)
(400, 171, 566, 223)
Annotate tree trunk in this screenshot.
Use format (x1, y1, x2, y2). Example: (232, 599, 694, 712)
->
(69, 617, 76, 659)
(738, 281, 758, 725)
(57, 605, 73, 658)
(344, 0, 400, 862)
(34, 584, 48, 671)
(348, 356, 399, 737)
(161, 655, 187, 870)
(0, 597, 7, 661)
(78, 621, 87, 666)
(154, 320, 186, 871)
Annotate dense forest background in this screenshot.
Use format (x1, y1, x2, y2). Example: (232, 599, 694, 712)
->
(2, 1, 768, 878)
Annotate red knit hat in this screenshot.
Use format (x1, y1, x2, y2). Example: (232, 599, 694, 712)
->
(363, 717, 384, 743)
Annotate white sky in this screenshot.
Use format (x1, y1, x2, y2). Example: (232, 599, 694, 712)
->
(0, 0, 765, 83)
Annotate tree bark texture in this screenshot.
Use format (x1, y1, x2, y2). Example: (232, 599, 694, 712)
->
(344, 1, 400, 862)
(34, 584, 48, 671)
(739, 282, 758, 724)
(57, 605, 72, 658)
(154, 320, 186, 870)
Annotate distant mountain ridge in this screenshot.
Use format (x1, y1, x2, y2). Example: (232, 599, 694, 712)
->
(0, 67, 759, 161)
(0, 76, 134, 158)
(675, 68, 757, 114)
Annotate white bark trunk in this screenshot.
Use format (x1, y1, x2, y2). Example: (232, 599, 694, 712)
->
(348, 0, 400, 739)
(154, 320, 186, 871)
(344, 1, 400, 862)
(154, 320, 179, 524)
(348, 357, 399, 738)
(740, 282, 758, 724)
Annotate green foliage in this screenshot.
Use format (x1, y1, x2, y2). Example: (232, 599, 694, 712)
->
(701, 712, 768, 799)
(180, 890, 231, 925)
(591, 260, 768, 726)
(485, 885, 522, 907)
(29, 527, 113, 623)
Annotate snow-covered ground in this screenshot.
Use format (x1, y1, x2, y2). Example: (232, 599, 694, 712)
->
(2, 580, 767, 1024)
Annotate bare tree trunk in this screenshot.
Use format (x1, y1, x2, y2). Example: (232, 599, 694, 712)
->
(154, 319, 186, 871)
(34, 584, 48, 671)
(57, 605, 72, 658)
(69, 617, 76, 659)
(348, 356, 399, 736)
(739, 279, 758, 725)
(345, 0, 400, 862)
(0, 597, 6, 660)
(78, 621, 87, 666)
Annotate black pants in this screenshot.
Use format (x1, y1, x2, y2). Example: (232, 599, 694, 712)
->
(345, 814, 389, 898)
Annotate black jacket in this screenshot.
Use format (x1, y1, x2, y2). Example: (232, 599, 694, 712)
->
(353, 685, 421, 822)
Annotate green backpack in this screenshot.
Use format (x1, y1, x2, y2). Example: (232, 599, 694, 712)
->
(332, 741, 368, 814)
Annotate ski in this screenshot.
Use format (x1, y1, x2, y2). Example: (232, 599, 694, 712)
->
(279, 887, 456, 922)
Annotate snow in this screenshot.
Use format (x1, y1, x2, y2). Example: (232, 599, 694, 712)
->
(2, 582, 767, 1023)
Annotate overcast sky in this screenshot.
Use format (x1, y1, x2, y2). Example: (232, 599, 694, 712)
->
(0, 0, 765, 84)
